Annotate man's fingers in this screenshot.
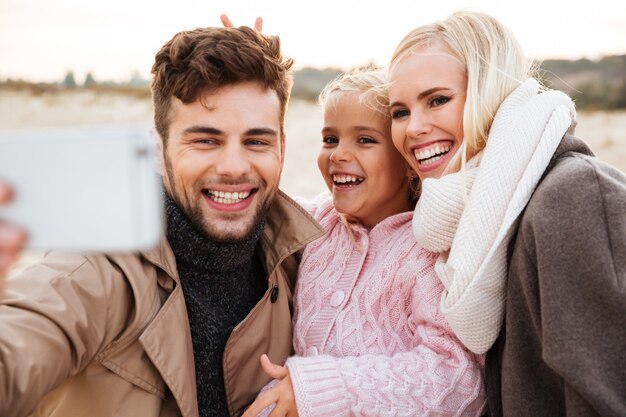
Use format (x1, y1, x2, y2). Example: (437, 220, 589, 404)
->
(0, 224, 27, 250)
(260, 354, 288, 379)
(0, 183, 13, 203)
(220, 14, 234, 28)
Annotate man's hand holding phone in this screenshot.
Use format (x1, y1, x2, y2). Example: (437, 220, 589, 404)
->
(0, 127, 163, 252)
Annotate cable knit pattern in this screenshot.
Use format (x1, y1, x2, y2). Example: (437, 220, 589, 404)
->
(413, 156, 481, 254)
(282, 193, 485, 417)
(412, 79, 577, 354)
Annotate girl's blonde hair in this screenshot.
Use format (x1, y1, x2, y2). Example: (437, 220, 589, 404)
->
(390, 11, 538, 158)
(318, 66, 390, 118)
(318, 67, 417, 236)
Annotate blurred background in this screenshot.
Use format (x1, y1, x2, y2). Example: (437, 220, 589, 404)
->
(1, 0, 625, 201)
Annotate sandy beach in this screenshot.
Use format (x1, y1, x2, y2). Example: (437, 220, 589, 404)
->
(2, 89, 625, 276)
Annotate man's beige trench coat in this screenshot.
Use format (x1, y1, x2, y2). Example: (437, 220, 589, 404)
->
(0, 192, 323, 417)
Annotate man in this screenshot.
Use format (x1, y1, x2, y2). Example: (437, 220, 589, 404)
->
(0, 25, 323, 417)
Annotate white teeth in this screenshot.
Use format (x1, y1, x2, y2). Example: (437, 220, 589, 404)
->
(205, 190, 251, 204)
(414, 144, 452, 163)
(332, 175, 363, 184)
(421, 155, 442, 166)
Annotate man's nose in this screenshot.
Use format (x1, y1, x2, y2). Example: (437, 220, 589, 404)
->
(214, 142, 251, 177)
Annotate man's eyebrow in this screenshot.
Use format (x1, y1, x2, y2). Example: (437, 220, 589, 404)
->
(245, 127, 278, 136)
(182, 126, 225, 136)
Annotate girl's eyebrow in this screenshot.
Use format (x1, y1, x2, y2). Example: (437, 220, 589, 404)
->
(352, 126, 386, 136)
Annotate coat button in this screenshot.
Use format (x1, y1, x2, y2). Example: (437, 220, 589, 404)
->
(306, 346, 318, 356)
(270, 285, 279, 303)
(329, 290, 345, 307)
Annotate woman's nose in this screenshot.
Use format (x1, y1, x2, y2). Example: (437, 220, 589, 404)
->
(406, 111, 432, 138)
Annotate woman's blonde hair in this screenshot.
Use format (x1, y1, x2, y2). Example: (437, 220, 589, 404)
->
(390, 11, 538, 158)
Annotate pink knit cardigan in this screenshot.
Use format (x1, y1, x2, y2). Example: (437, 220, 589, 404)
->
(285, 194, 486, 416)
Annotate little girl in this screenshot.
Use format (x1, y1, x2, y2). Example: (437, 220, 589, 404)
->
(243, 68, 486, 417)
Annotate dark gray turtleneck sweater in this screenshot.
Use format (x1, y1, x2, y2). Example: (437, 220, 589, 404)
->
(165, 196, 267, 417)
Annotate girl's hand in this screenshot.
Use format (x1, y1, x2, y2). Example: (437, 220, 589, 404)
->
(242, 354, 298, 417)
(220, 14, 263, 32)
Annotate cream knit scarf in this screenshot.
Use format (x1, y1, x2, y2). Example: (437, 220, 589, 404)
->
(413, 79, 576, 354)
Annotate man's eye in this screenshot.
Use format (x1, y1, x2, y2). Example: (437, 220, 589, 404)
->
(195, 139, 216, 145)
(246, 139, 266, 146)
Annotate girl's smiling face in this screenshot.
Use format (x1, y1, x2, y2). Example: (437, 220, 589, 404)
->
(388, 46, 467, 181)
(317, 92, 411, 229)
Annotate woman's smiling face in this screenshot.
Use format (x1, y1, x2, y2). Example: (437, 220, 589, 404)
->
(388, 46, 467, 181)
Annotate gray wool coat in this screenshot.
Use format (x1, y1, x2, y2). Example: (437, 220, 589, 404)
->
(486, 134, 626, 417)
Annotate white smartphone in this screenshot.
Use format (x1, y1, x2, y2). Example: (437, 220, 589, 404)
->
(0, 126, 164, 251)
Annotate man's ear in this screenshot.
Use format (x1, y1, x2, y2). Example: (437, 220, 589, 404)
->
(150, 127, 167, 177)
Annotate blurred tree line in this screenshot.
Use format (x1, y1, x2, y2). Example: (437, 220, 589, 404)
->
(294, 56, 626, 111)
(1, 55, 625, 110)
(539, 55, 626, 110)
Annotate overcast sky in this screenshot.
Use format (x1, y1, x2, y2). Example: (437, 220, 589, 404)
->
(1, 0, 625, 82)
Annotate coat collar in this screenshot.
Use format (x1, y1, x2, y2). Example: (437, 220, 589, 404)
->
(137, 191, 322, 417)
(258, 191, 324, 277)
(142, 191, 324, 283)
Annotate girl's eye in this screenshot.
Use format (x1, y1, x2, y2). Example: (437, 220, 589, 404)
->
(322, 136, 338, 144)
(357, 136, 377, 144)
(430, 95, 450, 107)
(391, 109, 409, 119)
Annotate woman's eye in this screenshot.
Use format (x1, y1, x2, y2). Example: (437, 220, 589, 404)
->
(430, 96, 450, 107)
(391, 109, 409, 119)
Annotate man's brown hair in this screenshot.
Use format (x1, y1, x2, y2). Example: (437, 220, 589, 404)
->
(151, 26, 294, 142)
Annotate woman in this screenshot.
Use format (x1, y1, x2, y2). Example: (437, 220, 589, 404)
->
(387, 11, 626, 417)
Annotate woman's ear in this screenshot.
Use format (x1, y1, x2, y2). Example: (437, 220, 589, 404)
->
(406, 166, 417, 180)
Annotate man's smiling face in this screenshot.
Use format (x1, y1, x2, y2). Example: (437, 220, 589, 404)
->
(159, 81, 284, 242)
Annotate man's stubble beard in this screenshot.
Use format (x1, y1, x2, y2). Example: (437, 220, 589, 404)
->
(164, 159, 276, 243)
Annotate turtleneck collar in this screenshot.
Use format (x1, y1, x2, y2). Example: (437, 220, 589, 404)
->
(164, 195, 266, 274)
